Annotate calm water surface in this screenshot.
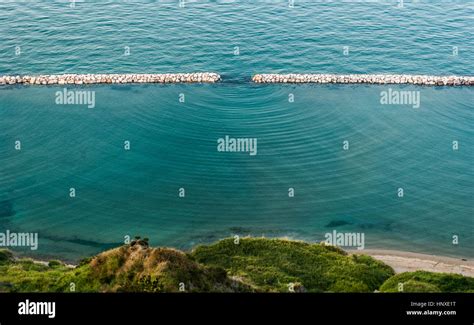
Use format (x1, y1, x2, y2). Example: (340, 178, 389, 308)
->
(0, 1, 472, 261)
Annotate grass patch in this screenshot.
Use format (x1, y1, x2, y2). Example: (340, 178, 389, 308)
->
(379, 271, 474, 293)
(191, 237, 394, 292)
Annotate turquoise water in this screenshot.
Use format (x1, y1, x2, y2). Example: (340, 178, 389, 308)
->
(0, 1, 473, 261)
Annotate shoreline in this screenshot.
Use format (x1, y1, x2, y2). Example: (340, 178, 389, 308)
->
(13, 256, 76, 269)
(3, 237, 473, 293)
(350, 249, 474, 277)
(8, 242, 474, 277)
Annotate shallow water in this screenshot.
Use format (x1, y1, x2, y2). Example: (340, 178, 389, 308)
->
(0, 1, 472, 261)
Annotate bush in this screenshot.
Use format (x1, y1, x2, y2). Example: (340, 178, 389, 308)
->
(48, 260, 63, 268)
(0, 249, 13, 264)
(380, 271, 474, 293)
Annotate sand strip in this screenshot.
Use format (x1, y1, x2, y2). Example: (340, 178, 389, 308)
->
(350, 249, 474, 277)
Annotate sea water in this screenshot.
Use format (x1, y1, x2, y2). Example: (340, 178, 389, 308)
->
(0, 1, 472, 261)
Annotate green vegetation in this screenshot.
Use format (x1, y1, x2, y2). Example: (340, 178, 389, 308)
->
(0, 238, 472, 293)
(379, 271, 474, 293)
(0, 256, 84, 292)
(0, 249, 13, 264)
(0, 242, 247, 292)
(191, 237, 394, 292)
(84, 244, 248, 292)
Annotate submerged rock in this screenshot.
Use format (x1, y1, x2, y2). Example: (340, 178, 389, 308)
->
(325, 220, 352, 228)
(0, 200, 14, 218)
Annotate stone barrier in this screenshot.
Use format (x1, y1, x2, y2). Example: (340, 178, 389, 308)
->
(252, 74, 474, 86)
(0, 73, 221, 85)
(2, 73, 473, 86)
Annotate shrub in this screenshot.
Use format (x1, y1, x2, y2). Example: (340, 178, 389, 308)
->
(0, 249, 13, 264)
(48, 260, 63, 268)
(380, 271, 474, 293)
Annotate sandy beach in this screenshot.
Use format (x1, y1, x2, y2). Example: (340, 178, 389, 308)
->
(351, 249, 474, 277)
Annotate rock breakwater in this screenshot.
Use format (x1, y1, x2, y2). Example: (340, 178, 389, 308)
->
(2, 73, 473, 86)
(0, 73, 221, 85)
(252, 74, 474, 86)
